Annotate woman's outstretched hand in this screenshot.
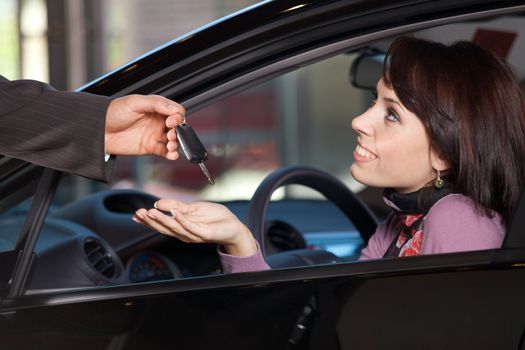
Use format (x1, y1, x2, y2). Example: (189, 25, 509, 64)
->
(133, 199, 259, 257)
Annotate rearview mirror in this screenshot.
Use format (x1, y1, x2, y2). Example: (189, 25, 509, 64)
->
(349, 48, 385, 90)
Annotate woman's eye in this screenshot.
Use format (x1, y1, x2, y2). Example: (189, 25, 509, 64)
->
(385, 109, 400, 122)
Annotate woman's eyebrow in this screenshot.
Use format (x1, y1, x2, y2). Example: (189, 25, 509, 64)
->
(383, 97, 406, 112)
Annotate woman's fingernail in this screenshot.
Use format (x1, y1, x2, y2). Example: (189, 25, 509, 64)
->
(135, 210, 144, 219)
(170, 208, 178, 216)
(132, 216, 140, 223)
(153, 201, 158, 209)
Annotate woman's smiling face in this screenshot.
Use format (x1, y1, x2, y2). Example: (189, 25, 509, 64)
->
(351, 79, 441, 193)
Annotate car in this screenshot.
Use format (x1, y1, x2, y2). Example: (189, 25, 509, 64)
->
(2, 0, 525, 349)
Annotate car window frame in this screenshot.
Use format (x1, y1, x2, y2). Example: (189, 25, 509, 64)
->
(0, 168, 61, 300)
(177, 5, 525, 114)
(10, 247, 525, 303)
(2, 2, 525, 304)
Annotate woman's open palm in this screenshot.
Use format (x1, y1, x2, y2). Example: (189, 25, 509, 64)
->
(133, 199, 258, 256)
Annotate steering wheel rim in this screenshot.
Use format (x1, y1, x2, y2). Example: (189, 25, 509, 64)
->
(247, 165, 379, 256)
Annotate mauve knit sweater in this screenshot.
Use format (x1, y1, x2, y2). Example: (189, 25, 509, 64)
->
(218, 194, 505, 273)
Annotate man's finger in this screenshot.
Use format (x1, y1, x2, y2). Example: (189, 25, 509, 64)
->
(148, 141, 168, 158)
(167, 128, 177, 141)
(166, 151, 179, 160)
(166, 140, 178, 152)
(131, 95, 185, 117)
(166, 115, 183, 129)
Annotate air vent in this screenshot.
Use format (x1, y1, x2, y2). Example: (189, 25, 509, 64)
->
(84, 238, 118, 279)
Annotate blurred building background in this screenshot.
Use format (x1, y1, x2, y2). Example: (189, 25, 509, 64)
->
(0, 0, 258, 89)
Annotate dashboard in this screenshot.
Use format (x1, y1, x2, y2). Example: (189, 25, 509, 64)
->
(126, 251, 183, 283)
(0, 190, 363, 291)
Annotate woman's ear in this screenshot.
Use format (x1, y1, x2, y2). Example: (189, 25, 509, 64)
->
(430, 149, 449, 172)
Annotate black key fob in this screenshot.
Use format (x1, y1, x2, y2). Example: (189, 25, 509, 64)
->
(175, 123, 214, 185)
(176, 123, 208, 163)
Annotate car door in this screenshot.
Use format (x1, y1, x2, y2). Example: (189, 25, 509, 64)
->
(2, 1, 525, 349)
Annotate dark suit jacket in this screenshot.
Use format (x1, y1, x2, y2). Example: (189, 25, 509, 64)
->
(0, 75, 114, 182)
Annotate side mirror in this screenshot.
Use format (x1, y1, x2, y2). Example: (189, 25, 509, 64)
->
(349, 48, 385, 90)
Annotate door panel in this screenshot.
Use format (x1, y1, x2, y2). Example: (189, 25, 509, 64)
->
(1, 266, 524, 349)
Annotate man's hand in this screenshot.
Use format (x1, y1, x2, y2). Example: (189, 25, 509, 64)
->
(104, 94, 185, 160)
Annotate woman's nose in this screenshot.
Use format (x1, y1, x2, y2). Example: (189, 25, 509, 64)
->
(351, 110, 373, 136)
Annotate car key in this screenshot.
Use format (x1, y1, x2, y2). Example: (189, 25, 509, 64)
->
(175, 122, 215, 185)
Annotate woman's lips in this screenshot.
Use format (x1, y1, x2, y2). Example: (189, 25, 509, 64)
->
(353, 144, 377, 162)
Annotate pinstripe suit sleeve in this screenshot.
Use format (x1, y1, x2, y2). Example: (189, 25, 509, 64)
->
(0, 75, 114, 182)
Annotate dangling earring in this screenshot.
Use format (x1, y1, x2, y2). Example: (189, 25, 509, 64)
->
(434, 169, 444, 189)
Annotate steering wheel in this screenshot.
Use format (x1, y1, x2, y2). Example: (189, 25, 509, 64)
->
(247, 166, 379, 257)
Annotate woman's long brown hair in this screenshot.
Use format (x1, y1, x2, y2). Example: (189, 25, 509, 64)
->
(383, 37, 525, 226)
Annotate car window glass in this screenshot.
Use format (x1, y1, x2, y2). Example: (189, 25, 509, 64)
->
(112, 53, 370, 201)
(26, 12, 525, 292)
(0, 198, 34, 253)
(0, 163, 43, 254)
(26, 52, 371, 292)
(0, 163, 43, 292)
(111, 53, 373, 268)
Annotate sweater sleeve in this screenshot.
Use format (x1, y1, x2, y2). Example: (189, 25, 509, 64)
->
(0, 76, 114, 182)
(421, 194, 505, 254)
(217, 242, 270, 274)
(359, 213, 399, 260)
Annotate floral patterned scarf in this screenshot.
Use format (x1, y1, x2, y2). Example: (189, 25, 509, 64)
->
(382, 184, 453, 258)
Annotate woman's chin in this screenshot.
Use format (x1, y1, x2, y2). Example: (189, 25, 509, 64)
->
(350, 165, 371, 186)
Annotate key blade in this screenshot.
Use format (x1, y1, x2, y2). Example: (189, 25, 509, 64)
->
(199, 162, 215, 186)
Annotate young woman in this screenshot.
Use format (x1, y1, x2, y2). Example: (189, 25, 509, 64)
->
(133, 37, 525, 273)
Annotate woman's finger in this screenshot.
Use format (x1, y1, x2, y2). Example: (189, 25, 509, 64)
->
(154, 198, 188, 213)
(170, 208, 209, 240)
(146, 209, 203, 243)
(135, 209, 172, 235)
(132, 215, 144, 225)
